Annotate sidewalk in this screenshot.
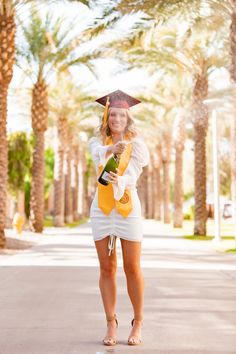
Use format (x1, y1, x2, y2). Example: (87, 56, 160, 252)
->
(0, 220, 236, 354)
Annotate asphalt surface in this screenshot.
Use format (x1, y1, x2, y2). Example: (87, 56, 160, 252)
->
(0, 220, 236, 354)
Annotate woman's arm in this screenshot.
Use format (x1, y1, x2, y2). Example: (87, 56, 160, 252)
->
(89, 137, 129, 168)
(88, 137, 111, 168)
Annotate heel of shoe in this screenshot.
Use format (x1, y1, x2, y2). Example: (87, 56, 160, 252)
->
(128, 317, 142, 346)
(103, 314, 118, 346)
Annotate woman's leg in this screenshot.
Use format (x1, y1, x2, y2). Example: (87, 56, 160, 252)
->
(95, 236, 117, 343)
(120, 239, 143, 344)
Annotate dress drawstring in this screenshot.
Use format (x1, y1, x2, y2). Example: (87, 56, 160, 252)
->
(108, 234, 116, 256)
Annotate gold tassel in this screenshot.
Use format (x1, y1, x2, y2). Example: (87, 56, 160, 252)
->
(103, 96, 110, 126)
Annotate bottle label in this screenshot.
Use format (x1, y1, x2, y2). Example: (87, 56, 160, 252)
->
(102, 171, 111, 182)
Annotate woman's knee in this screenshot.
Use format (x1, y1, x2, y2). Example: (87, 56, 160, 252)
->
(100, 260, 117, 278)
(123, 262, 142, 277)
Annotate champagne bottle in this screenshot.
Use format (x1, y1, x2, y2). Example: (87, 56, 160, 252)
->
(98, 133, 124, 186)
(98, 153, 120, 186)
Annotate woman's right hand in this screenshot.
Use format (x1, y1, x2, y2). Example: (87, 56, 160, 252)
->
(109, 141, 128, 154)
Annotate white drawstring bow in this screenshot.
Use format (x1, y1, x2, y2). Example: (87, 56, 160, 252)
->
(108, 234, 116, 256)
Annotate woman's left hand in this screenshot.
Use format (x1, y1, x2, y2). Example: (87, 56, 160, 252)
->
(109, 169, 119, 184)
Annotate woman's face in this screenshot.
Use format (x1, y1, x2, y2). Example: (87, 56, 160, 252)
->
(108, 108, 128, 135)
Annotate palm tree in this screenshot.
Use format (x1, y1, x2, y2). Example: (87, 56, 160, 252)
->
(177, 22, 227, 236)
(0, 1, 16, 246)
(152, 75, 190, 226)
(115, 0, 233, 233)
(192, 69, 209, 234)
(17, 6, 101, 232)
(0, 0, 91, 244)
(71, 142, 79, 221)
(135, 102, 163, 219)
(147, 156, 154, 218)
(53, 114, 67, 226)
(139, 77, 188, 225)
(98, 26, 188, 225)
(161, 129, 172, 223)
(173, 110, 186, 227)
(173, 37, 227, 234)
(49, 75, 95, 225)
(156, 75, 189, 227)
(50, 79, 75, 227)
(64, 125, 73, 223)
(153, 143, 162, 220)
(138, 165, 148, 217)
(109, 10, 228, 233)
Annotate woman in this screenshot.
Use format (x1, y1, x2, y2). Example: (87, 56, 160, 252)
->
(89, 90, 150, 346)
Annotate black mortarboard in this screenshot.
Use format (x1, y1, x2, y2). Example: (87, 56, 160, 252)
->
(96, 89, 141, 125)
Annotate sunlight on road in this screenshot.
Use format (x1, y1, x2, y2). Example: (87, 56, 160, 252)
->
(1, 221, 236, 270)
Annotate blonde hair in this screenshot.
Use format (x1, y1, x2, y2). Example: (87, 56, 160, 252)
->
(96, 108, 138, 144)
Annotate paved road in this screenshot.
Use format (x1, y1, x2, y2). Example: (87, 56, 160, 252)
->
(0, 220, 236, 354)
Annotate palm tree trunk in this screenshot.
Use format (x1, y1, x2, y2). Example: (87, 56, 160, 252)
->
(151, 155, 156, 219)
(30, 79, 48, 232)
(193, 74, 208, 236)
(153, 145, 162, 221)
(53, 147, 65, 226)
(0, 11, 16, 247)
(30, 131, 45, 232)
(142, 166, 149, 218)
(194, 123, 207, 235)
(162, 132, 172, 224)
(173, 114, 185, 228)
(0, 86, 8, 247)
(162, 161, 171, 223)
(82, 153, 89, 217)
(147, 160, 153, 218)
(71, 144, 79, 221)
(87, 165, 97, 213)
(173, 147, 183, 227)
(17, 190, 25, 219)
(154, 165, 162, 220)
(77, 148, 84, 218)
(53, 116, 67, 226)
(64, 129, 73, 223)
(137, 166, 146, 218)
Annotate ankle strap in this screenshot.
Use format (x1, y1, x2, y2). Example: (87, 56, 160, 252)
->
(106, 314, 117, 322)
(106, 314, 118, 327)
(131, 318, 143, 326)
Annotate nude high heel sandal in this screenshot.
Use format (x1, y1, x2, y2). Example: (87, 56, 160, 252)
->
(127, 318, 142, 345)
(103, 314, 118, 346)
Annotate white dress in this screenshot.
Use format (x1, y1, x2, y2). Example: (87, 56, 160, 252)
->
(88, 135, 150, 245)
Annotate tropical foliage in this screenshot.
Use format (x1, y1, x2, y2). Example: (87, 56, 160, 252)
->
(7, 131, 32, 196)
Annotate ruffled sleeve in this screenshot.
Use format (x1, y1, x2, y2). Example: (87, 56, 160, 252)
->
(88, 137, 112, 171)
(112, 136, 150, 201)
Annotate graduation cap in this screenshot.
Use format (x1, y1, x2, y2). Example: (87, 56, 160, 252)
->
(96, 89, 141, 125)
